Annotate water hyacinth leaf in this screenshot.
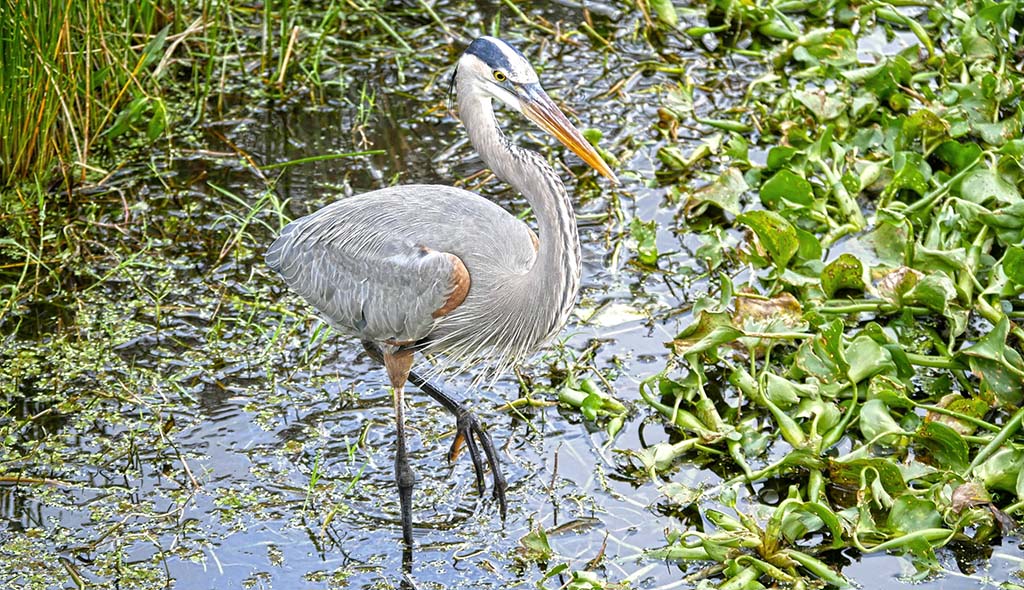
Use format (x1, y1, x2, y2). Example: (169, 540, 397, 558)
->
(913, 243, 970, 278)
(766, 146, 800, 170)
(898, 461, 939, 486)
(660, 482, 703, 507)
(868, 374, 914, 408)
(764, 373, 804, 409)
(924, 393, 989, 436)
(901, 109, 948, 148)
(841, 171, 861, 199)
(733, 292, 803, 330)
(829, 458, 906, 496)
(821, 253, 866, 297)
(859, 399, 903, 444)
(1000, 139, 1024, 158)
(688, 167, 747, 216)
(857, 323, 887, 349)
(737, 210, 799, 270)
(657, 145, 688, 170)
(875, 266, 922, 304)
(792, 88, 845, 121)
(959, 167, 1021, 205)
(644, 541, 712, 562)
(887, 496, 943, 535)
(841, 61, 884, 84)
(1000, 245, 1024, 286)
(800, 28, 857, 67)
(935, 140, 983, 172)
(692, 227, 735, 272)
(699, 537, 732, 563)
(742, 370, 807, 448)
(558, 379, 627, 423)
(781, 508, 825, 543)
(974, 447, 1023, 494)
(784, 502, 846, 548)
(796, 397, 841, 436)
(705, 506, 745, 532)
(606, 415, 624, 439)
(978, 201, 1024, 245)
(860, 55, 912, 101)
(581, 378, 626, 412)
(969, 356, 1023, 407)
(629, 217, 659, 266)
(959, 316, 1024, 407)
(884, 152, 930, 198)
(914, 421, 970, 472)
(672, 310, 743, 358)
(693, 393, 730, 436)
(643, 378, 715, 436)
(846, 336, 896, 384)
(760, 168, 814, 209)
(951, 482, 991, 514)
(861, 221, 909, 267)
(580, 393, 605, 422)
(961, 12, 997, 59)
(786, 549, 851, 588)
(631, 439, 698, 472)
(794, 226, 823, 264)
(791, 318, 847, 379)
(903, 273, 957, 314)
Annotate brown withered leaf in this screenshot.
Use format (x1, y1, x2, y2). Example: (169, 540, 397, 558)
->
(875, 266, 924, 303)
(923, 393, 988, 436)
(733, 291, 803, 328)
(950, 481, 990, 514)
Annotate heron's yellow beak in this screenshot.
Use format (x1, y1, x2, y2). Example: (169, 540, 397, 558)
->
(520, 85, 619, 185)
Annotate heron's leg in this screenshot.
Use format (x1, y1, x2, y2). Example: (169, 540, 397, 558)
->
(382, 347, 416, 548)
(407, 370, 508, 520)
(363, 341, 507, 520)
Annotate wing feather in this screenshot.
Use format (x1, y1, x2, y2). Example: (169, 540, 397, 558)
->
(266, 195, 466, 344)
(266, 184, 540, 370)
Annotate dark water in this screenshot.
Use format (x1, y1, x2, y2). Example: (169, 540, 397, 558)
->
(1, 2, 1021, 589)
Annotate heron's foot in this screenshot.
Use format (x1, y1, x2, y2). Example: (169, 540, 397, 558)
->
(448, 404, 508, 520)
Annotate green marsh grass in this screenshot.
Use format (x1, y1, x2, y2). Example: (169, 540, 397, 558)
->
(0, 0, 179, 186)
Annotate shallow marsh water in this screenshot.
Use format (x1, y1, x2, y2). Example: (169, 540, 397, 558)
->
(1, 2, 1022, 589)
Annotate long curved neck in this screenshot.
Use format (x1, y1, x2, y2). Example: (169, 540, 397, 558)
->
(457, 88, 582, 333)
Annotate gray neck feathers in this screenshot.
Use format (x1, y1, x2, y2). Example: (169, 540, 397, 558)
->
(457, 80, 582, 353)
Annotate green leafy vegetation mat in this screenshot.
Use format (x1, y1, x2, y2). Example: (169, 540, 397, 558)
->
(613, 0, 1024, 587)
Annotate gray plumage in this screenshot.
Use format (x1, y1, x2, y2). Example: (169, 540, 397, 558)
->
(265, 184, 544, 378)
(266, 36, 616, 382)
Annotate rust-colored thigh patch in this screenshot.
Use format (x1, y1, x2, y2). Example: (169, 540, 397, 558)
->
(432, 253, 471, 318)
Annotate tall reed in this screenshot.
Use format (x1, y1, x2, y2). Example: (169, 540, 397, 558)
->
(0, 0, 174, 187)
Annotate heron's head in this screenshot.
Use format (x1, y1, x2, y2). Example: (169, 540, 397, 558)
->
(453, 36, 618, 184)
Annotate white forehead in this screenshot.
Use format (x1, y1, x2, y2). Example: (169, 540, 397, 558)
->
(461, 36, 538, 83)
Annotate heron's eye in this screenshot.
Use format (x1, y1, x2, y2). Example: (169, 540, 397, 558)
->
(493, 70, 507, 82)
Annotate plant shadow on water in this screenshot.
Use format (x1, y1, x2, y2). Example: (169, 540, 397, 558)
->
(2, 1, 1023, 589)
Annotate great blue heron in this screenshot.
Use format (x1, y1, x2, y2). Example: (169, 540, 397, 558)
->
(265, 36, 617, 547)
